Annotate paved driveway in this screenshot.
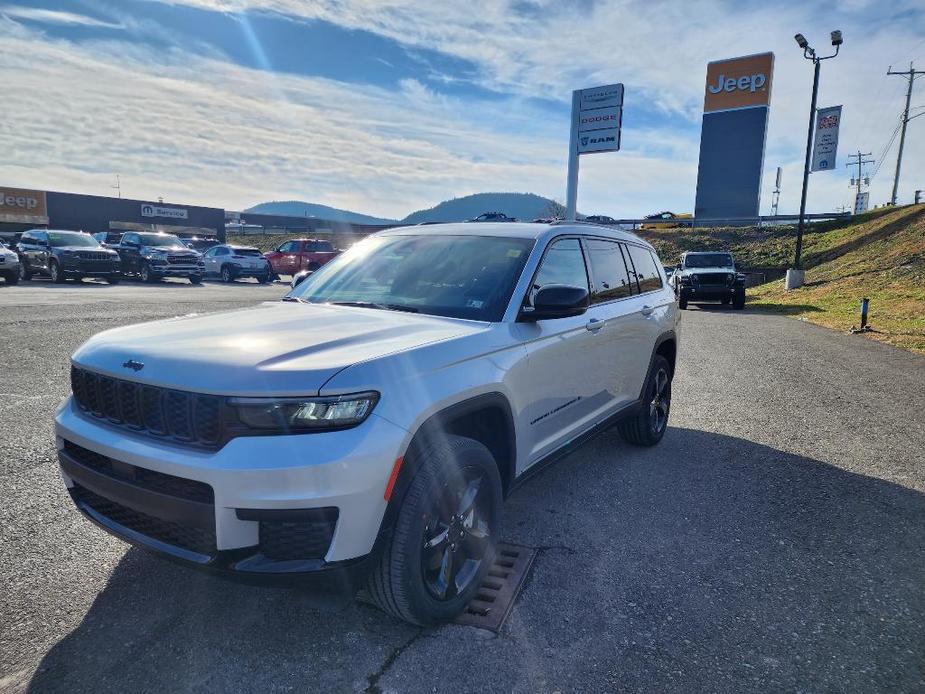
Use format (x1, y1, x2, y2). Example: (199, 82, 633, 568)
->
(2, 284, 924, 693)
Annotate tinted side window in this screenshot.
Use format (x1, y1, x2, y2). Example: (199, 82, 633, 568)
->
(625, 244, 663, 293)
(304, 241, 317, 252)
(278, 241, 296, 253)
(316, 241, 334, 252)
(586, 239, 634, 303)
(123, 233, 139, 245)
(528, 238, 589, 305)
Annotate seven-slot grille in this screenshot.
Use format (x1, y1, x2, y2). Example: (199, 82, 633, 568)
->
(70, 365, 223, 447)
(167, 254, 200, 265)
(695, 272, 732, 285)
(76, 251, 113, 261)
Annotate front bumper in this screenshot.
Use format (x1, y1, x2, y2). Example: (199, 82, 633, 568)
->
(149, 264, 204, 277)
(678, 285, 743, 301)
(55, 396, 407, 578)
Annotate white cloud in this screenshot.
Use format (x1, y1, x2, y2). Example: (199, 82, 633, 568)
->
(2, 1, 923, 218)
(0, 5, 123, 29)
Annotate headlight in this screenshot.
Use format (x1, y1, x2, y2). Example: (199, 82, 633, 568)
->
(228, 391, 379, 432)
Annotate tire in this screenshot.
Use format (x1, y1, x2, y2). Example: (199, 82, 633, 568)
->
(366, 434, 502, 626)
(257, 273, 270, 284)
(49, 260, 66, 284)
(3, 271, 19, 285)
(106, 275, 121, 285)
(732, 291, 745, 310)
(140, 262, 155, 283)
(721, 297, 730, 305)
(678, 295, 688, 310)
(307, 261, 321, 271)
(189, 275, 203, 285)
(19, 263, 31, 281)
(618, 354, 672, 447)
(220, 265, 234, 283)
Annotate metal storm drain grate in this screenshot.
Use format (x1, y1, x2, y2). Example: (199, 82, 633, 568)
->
(454, 543, 537, 632)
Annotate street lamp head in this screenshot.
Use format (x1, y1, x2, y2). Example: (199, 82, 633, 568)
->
(794, 33, 809, 49)
(830, 29, 843, 46)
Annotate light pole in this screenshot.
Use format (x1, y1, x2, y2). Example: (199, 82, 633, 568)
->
(787, 30, 843, 290)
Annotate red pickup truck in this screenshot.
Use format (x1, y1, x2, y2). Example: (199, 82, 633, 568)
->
(264, 239, 340, 276)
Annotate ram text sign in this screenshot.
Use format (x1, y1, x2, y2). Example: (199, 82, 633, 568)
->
(811, 105, 842, 172)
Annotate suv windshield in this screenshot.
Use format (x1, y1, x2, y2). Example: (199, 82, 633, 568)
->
(685, 253, 733, 268)
(289, 234, 534, 321)
(138, 233, 186, 248)
(47, 232, 100, 248)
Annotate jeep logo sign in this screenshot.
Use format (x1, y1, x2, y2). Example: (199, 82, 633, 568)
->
(703, 52, 774, 113)
(0, 187, 48, 220)
(708, 72, 767, 95)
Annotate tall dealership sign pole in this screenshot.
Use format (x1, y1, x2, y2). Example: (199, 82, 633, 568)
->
(565, 84, 624, 220)
(788, 30, 843, 290)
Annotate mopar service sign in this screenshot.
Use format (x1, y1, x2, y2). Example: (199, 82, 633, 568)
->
(575, 83, 623, 154)
(141, 204, 189, 220)
(811, 106, 842, 172)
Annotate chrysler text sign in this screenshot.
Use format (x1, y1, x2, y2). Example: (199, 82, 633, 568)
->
(811, 105, 842, 172)
(141, 204, 188, 220)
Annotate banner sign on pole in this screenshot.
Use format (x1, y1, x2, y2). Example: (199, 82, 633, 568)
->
(854, 191, 869, 215)
(811, 105, 842, 172)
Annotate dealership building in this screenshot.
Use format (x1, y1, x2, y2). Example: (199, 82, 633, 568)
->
(0, 186, 395, 243)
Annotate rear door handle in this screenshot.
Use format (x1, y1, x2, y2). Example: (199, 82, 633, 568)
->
(586, 318, 604, 332)
(640, 305, 654, 316)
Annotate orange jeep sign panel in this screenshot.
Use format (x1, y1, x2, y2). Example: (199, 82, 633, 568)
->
(0, 187, 48, 218)
(703, 53, 774, 113)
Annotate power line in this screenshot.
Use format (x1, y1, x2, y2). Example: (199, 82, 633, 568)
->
(886, 61, 924, 205)
(871, 116, 903, 180)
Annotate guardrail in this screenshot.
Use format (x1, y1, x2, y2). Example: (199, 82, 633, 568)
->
(596, 212, 851, 230)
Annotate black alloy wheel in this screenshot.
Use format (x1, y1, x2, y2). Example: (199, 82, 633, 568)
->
(421, 472, 492, 601)
(221, 265, 234, 283)
(618, 354, 673, 446)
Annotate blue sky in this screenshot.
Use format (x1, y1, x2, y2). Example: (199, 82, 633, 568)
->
(1, 0, 923, 217)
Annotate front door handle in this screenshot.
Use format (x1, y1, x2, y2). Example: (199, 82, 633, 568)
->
(640, 305, 654, 316)
(586, 318, 604, 332)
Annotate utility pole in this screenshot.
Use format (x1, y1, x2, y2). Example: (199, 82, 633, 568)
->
(846, 151, 874, 213)
(886, 62, 924, 205)
(771, 166, 782, 217)
(111, 174, 121, 199)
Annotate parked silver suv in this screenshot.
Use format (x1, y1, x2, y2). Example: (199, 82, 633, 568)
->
(56, 222, 679, 625)
(201, 244, 272, 283)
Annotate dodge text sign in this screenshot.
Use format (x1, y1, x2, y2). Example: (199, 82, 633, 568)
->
(811, 105, 842, 172)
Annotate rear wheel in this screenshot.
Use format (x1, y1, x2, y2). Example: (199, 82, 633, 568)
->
(366, 435, 501, 626)
(678, 294, 688, 310)
(3, 271, 18, 285)
(257, 273, 270, 284)
(618, 354, 672, 447)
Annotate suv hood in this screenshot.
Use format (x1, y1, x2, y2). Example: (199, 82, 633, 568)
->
(681, 266, 735, 275)
(72, 302, 488, 396)
(57, 245, 118, 253)
(142, 246, 198, 255)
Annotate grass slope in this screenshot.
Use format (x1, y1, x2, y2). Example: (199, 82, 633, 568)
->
(746, 205, 925, 355)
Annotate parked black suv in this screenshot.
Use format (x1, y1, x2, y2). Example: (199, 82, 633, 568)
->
(117, 232, 204, 283)
(17, 229, 122, 283)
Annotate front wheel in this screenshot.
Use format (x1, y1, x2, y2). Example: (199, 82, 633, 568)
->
(49, 260, 66, 284)
(3, 271, 19, 285)
(19, 264, 32, 281)
(677, 294, 688, 310)
(732, 291, 745, 310)
(366, 435, 501, 626)
(220, 265, 234, 283)
(618, 354, 672, 447)
(106, 275, 121, 285)
(140, 262, 156, 283)
(189, 275, 202, 285)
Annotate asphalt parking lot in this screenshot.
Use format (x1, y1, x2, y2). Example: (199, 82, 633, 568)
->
(2, 280, 924, 693)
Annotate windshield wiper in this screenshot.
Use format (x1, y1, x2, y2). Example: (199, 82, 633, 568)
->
(280, 296, 307, 303)
(329, 301, 418, 313)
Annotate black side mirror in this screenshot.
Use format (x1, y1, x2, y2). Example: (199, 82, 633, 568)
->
(521, 284, 589, 321)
